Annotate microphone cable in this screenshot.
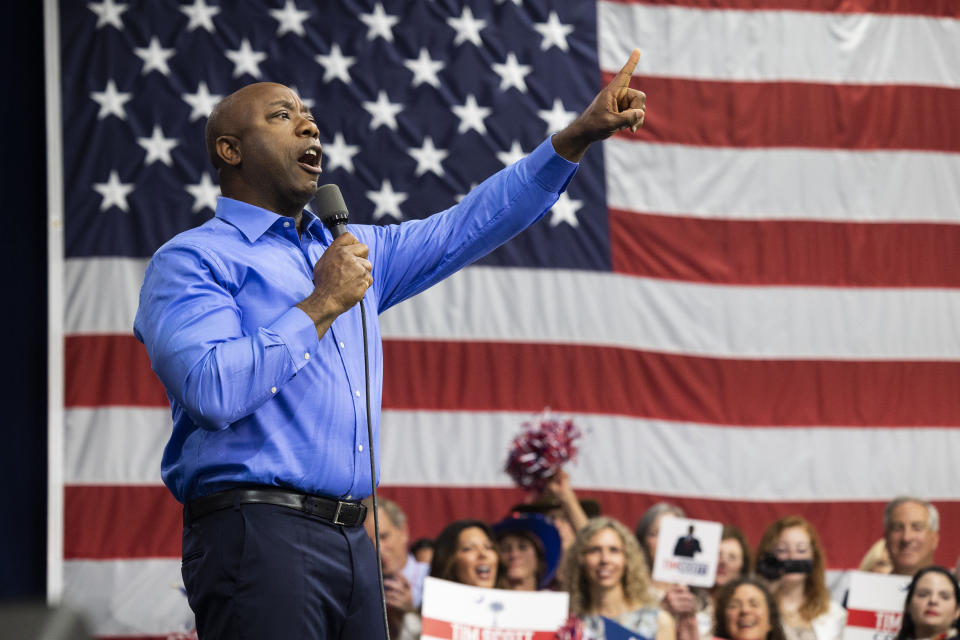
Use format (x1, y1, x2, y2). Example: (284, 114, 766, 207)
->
(361, 297, 391, 640)
(315, 184, 391, 640)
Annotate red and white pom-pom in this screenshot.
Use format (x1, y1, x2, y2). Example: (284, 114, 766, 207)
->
(504, 410, 582, 492)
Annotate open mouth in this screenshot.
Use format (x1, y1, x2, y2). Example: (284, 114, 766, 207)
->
(298, 148, 322, 174)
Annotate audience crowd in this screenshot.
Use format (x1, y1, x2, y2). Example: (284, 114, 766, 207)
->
(362, 492, 957, 640)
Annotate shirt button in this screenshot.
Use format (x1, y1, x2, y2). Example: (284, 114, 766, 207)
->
(283, 221, 290, 228)
(304, 353, 310, 360)
(358, 445, 363, 452)
(339, 341, 345, 349)
(270, 387, 277, 394)
(354, 390, 361, 397)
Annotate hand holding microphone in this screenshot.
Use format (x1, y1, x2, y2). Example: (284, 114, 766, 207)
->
(296, 185, 372, 337)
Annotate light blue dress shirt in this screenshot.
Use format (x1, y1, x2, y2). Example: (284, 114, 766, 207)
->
(134, 137, 577, 503)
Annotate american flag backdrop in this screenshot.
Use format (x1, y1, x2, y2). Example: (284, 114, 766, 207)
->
(51, 0, 960, 637)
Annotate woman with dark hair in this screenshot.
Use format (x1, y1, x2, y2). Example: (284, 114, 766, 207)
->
(895, 566, 960, 640)
(698, 525, 754, 634)
(429, 519, 503, 588)
(714, 577, 787, 640)
(396, 520, 505, 640)
(717, 525, 752, 588)
(755, 516, 846, 640)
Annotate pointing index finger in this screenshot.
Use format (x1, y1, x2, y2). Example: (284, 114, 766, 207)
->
(611, 48, 642, 89)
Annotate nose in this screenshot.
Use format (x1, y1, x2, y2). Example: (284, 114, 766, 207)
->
(299, 115, 319, 138)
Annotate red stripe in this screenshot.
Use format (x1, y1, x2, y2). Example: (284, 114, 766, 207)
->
(65, 485, 182, 559)
(67, 484, 960, 570)
(65, 334, 167, 407)
(610, 209, 960, 287)
(601, 0, 960, 19)
(421, 618, 558, 639)
(383, 341, 960, 427)
(66, 335, 960, 427)
(603, 75, 960, 152)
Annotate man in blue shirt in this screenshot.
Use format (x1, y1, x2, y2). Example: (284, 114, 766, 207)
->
(135, 50, 645, 639)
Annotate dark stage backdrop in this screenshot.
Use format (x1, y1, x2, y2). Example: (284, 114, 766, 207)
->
(0, 1, 48, 600)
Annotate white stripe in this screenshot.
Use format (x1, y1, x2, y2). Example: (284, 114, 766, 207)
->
(381, 266, 960, 360)
(66, 256, 147, 334)
(62, 559, 194, 636)
(65, 407, 168, 484)
(379, 410, 960, 501)
(68, 258, 960, 360)
(67, 407, 960, 500)
(45, 0, 66, 606)
(598, 2, 960, 88)
(604, 138, 960, 223)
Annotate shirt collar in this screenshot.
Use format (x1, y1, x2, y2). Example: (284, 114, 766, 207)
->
(215, 196, 322, 242)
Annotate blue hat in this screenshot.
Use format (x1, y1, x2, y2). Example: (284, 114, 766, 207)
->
(492, 512, 562, 588)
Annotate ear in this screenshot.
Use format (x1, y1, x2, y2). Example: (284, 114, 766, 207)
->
(216, 135, 241, 167)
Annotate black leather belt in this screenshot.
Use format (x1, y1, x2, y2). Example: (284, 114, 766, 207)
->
(183, 487, 367, 527)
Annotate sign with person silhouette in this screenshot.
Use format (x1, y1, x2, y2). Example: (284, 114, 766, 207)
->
(652, 518, 722, 587)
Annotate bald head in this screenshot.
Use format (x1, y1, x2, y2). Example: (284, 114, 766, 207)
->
(204, 82, 291, 169)
(201, 82, 322, 217)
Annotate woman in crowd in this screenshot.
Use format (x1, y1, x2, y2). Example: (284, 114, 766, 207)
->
(635, 502, 687, 596)
(493, 512, 562, 591)
(895, 566, 960, 640)
(755, 516, 846, 640)
(714, 577, 787, 640)
(717, 525, 752, 588)
(698, 525, 754, 633)
(565, 517, 677, 640)
(635, 503, 710, 637)
(396, 519, 505, 639)
(429, 519, 503, 588)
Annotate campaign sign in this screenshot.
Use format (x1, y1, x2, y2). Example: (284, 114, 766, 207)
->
(651, 517, 722, 588)
(843, 571, 911, 640)
(420, 577, 569, 640)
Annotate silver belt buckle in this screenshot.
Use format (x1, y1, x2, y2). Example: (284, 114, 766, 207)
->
(332, 500, 348, 525)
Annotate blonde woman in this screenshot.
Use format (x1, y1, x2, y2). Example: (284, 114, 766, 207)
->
(756, 516, 846, 640)
(565, 517, 678, 640)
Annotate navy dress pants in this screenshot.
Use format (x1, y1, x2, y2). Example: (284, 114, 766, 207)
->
(181, 502, 387, 639)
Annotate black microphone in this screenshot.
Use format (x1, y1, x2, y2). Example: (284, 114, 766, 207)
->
(313, 183, 349, 238)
